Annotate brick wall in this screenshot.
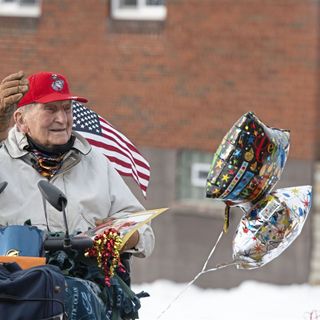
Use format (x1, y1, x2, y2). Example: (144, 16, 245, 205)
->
(0, 0, 318, 160)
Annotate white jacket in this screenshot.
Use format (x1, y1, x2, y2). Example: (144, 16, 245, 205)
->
(0, 126, 154, 257)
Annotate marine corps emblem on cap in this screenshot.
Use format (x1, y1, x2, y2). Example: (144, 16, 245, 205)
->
(51, 74, 64, 92)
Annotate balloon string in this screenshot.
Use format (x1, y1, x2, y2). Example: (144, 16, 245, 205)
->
(202, 230, 224, 271)
(156, 230, 234, 320)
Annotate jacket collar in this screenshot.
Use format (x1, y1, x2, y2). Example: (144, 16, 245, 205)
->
(4, 126, 91, 159)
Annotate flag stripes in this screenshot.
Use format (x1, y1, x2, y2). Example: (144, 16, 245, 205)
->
(72, 102, 150, 197)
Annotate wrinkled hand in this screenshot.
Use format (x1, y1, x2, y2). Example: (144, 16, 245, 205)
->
(0, 71, 29, 119)
(121, 230, 139, 252)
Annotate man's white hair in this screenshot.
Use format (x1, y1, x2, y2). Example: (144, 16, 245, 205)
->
(17, 103, 36, 114)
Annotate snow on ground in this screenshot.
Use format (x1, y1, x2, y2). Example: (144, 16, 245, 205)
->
(133, 280, 320, 320)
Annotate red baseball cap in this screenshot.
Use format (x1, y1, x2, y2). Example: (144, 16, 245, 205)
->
(17, 72, 88, 108)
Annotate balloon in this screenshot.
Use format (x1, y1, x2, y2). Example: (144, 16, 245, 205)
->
(232, 186, 312, 269)
(206, 112, 290, 208)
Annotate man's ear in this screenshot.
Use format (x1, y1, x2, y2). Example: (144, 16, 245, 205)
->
(13, 109, 28, 133)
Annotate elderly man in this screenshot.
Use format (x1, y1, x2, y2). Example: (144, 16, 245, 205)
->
(0, 71, 154, 318)
(0, 70, 154, 254)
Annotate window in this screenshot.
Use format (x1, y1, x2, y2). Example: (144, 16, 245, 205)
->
(0, 0, 41, 17)
(191, 163, 211, 188)
(111, 0, 166, 21)
(176, 150, 213, 201)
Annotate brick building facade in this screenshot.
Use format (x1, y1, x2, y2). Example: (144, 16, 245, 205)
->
(0, 0, 319, 288)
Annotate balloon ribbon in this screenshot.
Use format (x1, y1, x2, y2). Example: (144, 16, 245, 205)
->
(156, 230, 236, 319)
(223, 204, 230, 233)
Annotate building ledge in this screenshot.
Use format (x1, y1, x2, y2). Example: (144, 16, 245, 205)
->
(0, 4, 40, 18)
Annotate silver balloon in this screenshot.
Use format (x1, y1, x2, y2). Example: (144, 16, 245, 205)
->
(233, 186, 312, 269)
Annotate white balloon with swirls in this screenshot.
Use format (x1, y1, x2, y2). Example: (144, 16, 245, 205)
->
(233, 185, 312, 269)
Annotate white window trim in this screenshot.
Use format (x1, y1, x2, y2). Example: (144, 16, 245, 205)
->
(111, 0, 167, 21)
(0, 0, 41, 18)
(191, 163, 211, 188)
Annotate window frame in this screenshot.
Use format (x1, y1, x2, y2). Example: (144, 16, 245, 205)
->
(0, 0, 41, 18)
(111, 0, 167, 21)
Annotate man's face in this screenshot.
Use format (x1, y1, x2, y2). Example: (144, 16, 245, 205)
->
(21, 100, 73, 148)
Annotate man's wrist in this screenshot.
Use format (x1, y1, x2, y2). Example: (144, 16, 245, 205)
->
(0, 107, 14, 131)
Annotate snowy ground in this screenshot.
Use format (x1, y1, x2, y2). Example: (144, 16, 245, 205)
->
(133, 280, 320, 320)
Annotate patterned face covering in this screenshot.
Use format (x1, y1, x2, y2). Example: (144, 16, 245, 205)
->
(28, 149, 65, 178)
(25, 135, 75, 179)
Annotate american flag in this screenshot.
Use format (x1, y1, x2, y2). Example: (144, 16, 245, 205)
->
(72, 101, 150, 197)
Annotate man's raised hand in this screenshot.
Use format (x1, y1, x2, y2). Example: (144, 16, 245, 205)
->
(0, 71, 28, 114)
(0, 71, 29, 138)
